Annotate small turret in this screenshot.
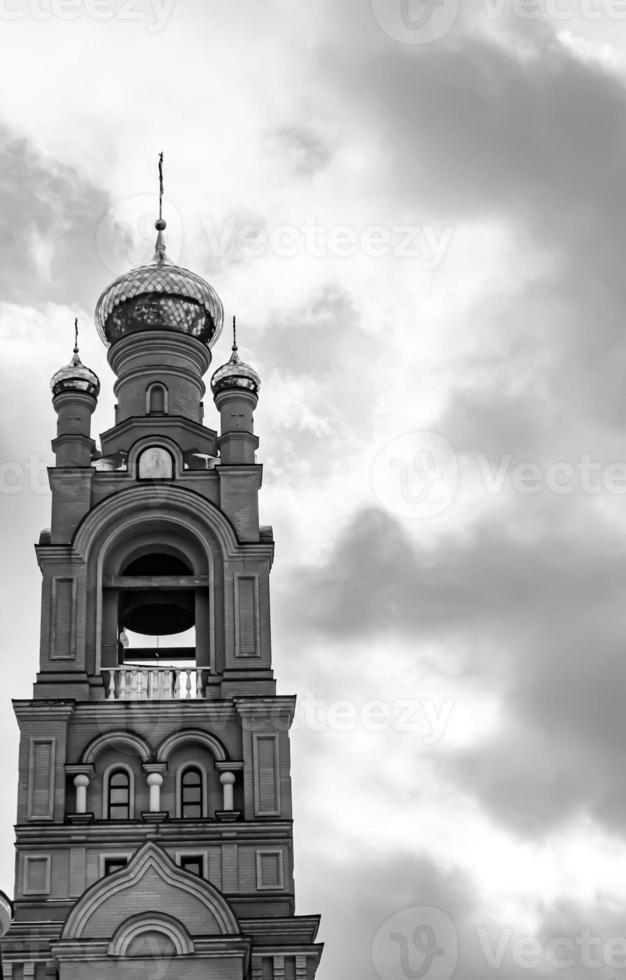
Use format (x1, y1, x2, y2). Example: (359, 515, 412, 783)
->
(50, 319, 99, 467)
(211, 317, 260, 464)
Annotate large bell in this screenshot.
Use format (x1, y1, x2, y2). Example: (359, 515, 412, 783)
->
(120, 590, 195, 636)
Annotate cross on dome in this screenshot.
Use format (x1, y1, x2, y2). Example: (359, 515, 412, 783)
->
(94, 154, 224, 349)
(50, 318, 100, 398)
(211, 316, 261, 397)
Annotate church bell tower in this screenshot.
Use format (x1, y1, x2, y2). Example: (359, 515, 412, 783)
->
(0, 183, 323, 980)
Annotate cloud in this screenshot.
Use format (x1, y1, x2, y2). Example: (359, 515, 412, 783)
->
(3, 6, 626, 979)
(265, 124, 334, 176)
(310, 13, 626, 434)
(0, 126, 110, 310)
(277, 501, 626, 837)
(299, 846, 626, 980)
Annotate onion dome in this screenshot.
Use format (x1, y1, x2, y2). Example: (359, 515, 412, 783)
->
(94, 218, 224, 348)
(0, 890, 13, 938)
(51, 321, 100, 398)
(211, 318, 261, 397)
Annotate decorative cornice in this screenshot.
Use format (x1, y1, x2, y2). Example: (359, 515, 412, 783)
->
(69, 701, 239, 723)
(215, 761, 244, 773)
(51, 937, 251, 963)
(240, 915, 322, 943)
(34, 546, 84, 566)
(141, 762, 168, 775)
(64, 764, 95, 778)
(13, 702, 75, 723)
(100, 413, 218, 445)
(15, 820, 294, 846)
(234, 696, 296, 728)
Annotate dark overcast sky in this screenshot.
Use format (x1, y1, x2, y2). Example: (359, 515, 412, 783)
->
(3, 1, 626, 977)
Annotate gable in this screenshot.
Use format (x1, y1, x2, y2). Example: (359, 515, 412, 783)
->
(62, 842, 239, 940)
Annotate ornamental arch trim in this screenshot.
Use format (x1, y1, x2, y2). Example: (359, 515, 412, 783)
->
(73, 485, 240, 560)
(108, 912, 195, 957)
(81, 731, 152, 766)
(157, 729, 227, 764)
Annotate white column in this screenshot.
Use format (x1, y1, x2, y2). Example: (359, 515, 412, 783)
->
(220, 771, 235, 811)
(147, 772, 163, 812)
(73, 774, 90, 814)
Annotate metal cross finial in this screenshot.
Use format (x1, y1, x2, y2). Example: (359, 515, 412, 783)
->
(73, 317, 79, 355)
(158, 151, 164, 222)
(154, 152, 168, 262)
(232, 315, 238, 352)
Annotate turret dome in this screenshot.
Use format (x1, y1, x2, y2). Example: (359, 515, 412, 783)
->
(211, 319, 260, 398)
(51, 323, 100, 398)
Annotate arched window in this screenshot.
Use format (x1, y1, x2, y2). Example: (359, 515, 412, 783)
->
(147, 383, 167, 415)
(180, 766, 203, 819)
(107, 768, 131, 820)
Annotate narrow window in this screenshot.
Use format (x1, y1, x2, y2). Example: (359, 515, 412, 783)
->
(180, 854, 203, 876)
(147, 383, 167, 414)
(181, 766, 203, 819)
(104, 857, 128, 876)
(107, 769, 130, 820)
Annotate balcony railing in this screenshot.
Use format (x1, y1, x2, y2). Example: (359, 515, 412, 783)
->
(103, 666, 208, 701)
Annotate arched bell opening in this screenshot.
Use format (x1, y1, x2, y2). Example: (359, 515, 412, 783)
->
(100, 528, 214, 675)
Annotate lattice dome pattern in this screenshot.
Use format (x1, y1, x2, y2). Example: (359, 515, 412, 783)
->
(95, 260, 224, 348)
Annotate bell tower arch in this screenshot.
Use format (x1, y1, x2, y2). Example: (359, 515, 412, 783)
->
(1, 173, 323, 980)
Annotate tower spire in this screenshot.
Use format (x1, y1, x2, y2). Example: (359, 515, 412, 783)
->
(154, 151, 167, 264)
(73, 317, 79, 357)
(158, 150, 164, 223)
(232, 315, 238, 352)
